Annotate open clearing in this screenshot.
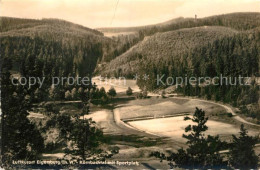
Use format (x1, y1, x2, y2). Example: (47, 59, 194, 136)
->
(38, 78, 260, 166)
(89, 96, 259, 144)
(92, 79, 260, 143)
(115, 97, 226, 120)
(128, 116, 242, 142)
(92, 77, 140, 93)
(102, 32, 136, 37)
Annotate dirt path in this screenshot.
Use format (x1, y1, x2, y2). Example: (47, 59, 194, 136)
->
(113, 106, 160, 137)
(40, 94, 259, 164)
(167, 96, 260, 128)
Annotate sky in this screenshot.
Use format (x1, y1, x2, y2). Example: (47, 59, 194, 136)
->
(0, 0, 259, 28)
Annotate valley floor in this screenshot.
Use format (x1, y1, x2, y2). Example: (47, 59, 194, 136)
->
(32, 79, 260, 169)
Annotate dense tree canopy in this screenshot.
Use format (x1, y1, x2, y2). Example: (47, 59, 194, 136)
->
(1, 58, 44, 165)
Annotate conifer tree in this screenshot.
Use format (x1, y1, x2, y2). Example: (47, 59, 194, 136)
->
(229, 124, 259, 169)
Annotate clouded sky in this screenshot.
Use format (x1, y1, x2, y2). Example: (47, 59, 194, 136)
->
(1, 0, 259, 28)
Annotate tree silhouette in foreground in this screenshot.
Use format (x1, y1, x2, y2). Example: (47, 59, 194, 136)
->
(64, 88, 118, 161)
(1, 59, 44, 166)
(152, 108, 260, 169)
(67, 115, 104, 160)
(171, 108, 228, 169)
(229, 124, 259, 169)
(152, 107, 228, 169)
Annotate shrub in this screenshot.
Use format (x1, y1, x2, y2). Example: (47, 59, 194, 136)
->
(142, 90, 148, 98)
(161, 90, 166, 98)
(136, 92, 143, 99)
(71, 88, 78, 100)
(65, 90, 72, 100)
(107, 87, 117, 98)
(99, 87, 107, 97)
(227, 113, 233, 117)
(126, 87, 133, 96)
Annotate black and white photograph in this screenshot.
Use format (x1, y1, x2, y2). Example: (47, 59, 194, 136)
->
(0, 0, 260, 169)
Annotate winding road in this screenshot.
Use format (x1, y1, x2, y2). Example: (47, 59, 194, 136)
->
(167, 95, 260, 128)
(112, 93, 260, 138)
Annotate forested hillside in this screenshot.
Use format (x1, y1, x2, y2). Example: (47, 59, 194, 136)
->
(0, 17, 143, 71)
(97, 17, 190, 33)
(98, 26, 238, 77)
(0, 12, 260, 167)
(1, 13, 259, 121)
(97, 13, 260, 121)
(97, 12, 260, 64)
(0, 17, 103, 35)
(0, 17, 107, 77)
(140, 28, 259, 121)
(0, 17, 115, 164)
(154, 12, 260, 35)
(99, 12, 260, 35)
(136, 27, 259, 88)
